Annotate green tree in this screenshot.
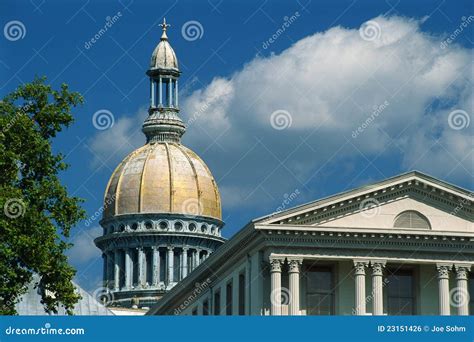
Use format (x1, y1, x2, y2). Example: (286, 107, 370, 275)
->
(0, 77, 85, 315)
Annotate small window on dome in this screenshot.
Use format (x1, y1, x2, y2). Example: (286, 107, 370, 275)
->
(189, 223, 196, 232)
(119, 224, 125, 232)
(159, 221, 168, 230)
(201, 224, 208, 233)
(174, 221, 183, 231)
(393, 211, 431, 229)
(131, 223, 138, 231)
(145, 221, 153, 230)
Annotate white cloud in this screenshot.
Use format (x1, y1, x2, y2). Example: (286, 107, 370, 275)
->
(88, 108, 147, 168)
(89, 15, 472, 212)
(68, 226, 102, 265)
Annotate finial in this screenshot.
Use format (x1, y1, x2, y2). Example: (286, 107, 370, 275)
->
(159, 18, 171, 40)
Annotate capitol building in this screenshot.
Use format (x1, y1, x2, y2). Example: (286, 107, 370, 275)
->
(91, 20, 473, 316)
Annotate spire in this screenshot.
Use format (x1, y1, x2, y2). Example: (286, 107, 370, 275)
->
(144, 18, 185, 144)
(159, 18, 170, 40)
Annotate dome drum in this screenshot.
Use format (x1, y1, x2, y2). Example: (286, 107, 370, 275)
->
(99, 213, 224, 239)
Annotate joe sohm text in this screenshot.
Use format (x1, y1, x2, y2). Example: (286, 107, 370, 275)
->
(377, 325, 467, 333)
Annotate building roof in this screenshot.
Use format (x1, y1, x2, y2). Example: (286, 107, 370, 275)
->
(16, 274, 114, 315)
(255, 170, 473, 224)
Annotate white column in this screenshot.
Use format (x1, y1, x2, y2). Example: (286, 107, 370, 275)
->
(437, 264, 451, 315)
(354, 261, 368, 315)
(150, 80, 155, 107)
(270, 258, 283, 316)
(190, 250, 195, 271)
(114, 250, 120, 290)
(371, 261, 385, 315)
(167, 246, 174, 284)
(288, 259, 302, 316)
(159, 77, 162, 105)
(107, 252, 114, 288)
(175, 79, 178, 107)
(152, 247, 160, 286)
(177, 249, 182, 281)
(182, 247, 189, 278)
(137, 247, 145, 287)
(168, 78, 172, 107)
(125, 248, 132, 289)
(102, 253, 108, 287)
(454, 265, 470, 316)
(196, 248, 202, 267)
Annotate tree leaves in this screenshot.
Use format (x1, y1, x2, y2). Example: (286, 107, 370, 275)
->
(0, 77, 85, 315)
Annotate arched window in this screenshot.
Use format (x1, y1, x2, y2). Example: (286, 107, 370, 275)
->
(393, 211, 431, 229)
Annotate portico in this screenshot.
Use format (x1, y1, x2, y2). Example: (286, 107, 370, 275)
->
(268, 254, 472, 316)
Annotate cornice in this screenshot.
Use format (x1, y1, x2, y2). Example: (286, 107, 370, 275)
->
(260, 175, 473, 226)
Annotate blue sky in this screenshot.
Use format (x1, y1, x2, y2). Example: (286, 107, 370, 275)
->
(1, 0, 472, 292)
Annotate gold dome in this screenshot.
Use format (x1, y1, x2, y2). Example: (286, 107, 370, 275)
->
(103, 142, 221, 220)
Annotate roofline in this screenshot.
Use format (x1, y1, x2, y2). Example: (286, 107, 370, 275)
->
(255, 170, 473, 223)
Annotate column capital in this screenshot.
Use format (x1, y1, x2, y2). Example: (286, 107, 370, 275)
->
(182, 246, 189, 252)
(370, 260, 386, 276)
(353, 260, 369, 275)
(436, 264, 452, 279)
(287, 259, 303, 273)
(454, 265, 471, 280)
(269, 258, 284, 273)
(167, 245, 174, 251)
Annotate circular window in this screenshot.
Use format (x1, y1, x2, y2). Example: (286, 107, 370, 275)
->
(131, 223, 138, 231)
(188, 223, 196, 232)
(119, 224, 125, 232)
(211, 227, 216, 235)
(174, 221, 183, 231)
(145, 221, 153, 230)
(201, 224, 207, 233)
(159, 221, 168, 230)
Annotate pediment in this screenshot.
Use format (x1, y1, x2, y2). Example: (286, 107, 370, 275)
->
(258, 171, 473, 233)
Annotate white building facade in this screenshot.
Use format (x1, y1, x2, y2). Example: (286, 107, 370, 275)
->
(148, 172, 473, 316)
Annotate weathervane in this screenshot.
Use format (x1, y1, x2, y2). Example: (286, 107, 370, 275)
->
(159, 18, 171, 40)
